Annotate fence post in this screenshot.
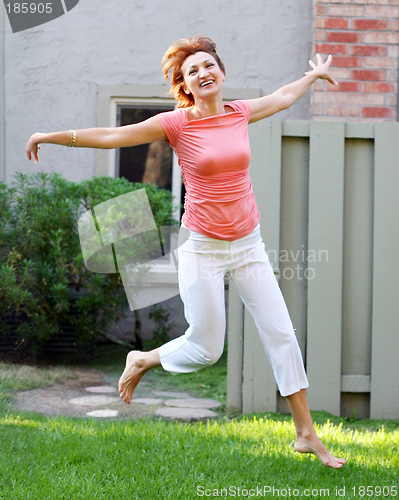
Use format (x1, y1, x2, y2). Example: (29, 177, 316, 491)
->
(239, 120, 282, 413)
(370, 123, 399, 419)
(306, 122, 345, 416)
(226, 283, 244, 413)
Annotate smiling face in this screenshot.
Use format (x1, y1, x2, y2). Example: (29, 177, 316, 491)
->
(181, 51, 225, 103)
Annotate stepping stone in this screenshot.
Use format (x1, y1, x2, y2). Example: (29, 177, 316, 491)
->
(86, 409, 119, 418)
(131, 398, 164, 405)
(69, 395, 121, 406)
(152, 390, 192, 399)
(85, 386, 116, 393)
(164, 398, 221, 409)
(155, 407, 217, 421)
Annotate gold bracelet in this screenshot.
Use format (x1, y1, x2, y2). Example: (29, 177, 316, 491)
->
(67, 130, 77, 147)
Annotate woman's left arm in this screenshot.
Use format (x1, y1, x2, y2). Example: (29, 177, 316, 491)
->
(248, 54, 337, 123)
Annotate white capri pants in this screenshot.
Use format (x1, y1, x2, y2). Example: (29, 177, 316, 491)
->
(159, 223, 309, 397)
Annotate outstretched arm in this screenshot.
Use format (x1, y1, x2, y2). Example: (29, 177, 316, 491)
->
(25, 115, 167, 163)
(248, 54, 337, 123)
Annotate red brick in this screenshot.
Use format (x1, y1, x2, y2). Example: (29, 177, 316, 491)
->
(315, 43, 350, 55)
(364, 32, 399, 44)
(362, 82, 397, 93)
(352, 45, 387, 56)
(333, 81, 361, 92)
(312, 104, 325, 116)
(349, 94, 385, 105)
(327, 32, 361, 43)
(313, 80, 326, 91)
(353, 19, 388, 30)
(326, 104, 361, 117)
(362, 57, 397, 69)
(387, 70, 398, 81)
(315, 30, 327, 42)
(351, 69, 386, 80)
(315, 18, 326, 29)
(362, 107, 396, 118)
(329, 5, 364, 16)
(332, 56, 361, 67)
(313, 92, 348, 104)
(386, 95, 397, 106)
(365, 6, 399, 18)
(330, 67, 351, 79)
(389, 19, 399, 30)
(316, 5, 327, 15)
(318, 0, 351, 3)
(388, 45, 399, 58)
(325, 18, 350, 29)
(353, 0, 389, 4)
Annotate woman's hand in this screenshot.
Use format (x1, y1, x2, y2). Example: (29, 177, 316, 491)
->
(25, 132, 44, 163)
(305, 54, 337, 85)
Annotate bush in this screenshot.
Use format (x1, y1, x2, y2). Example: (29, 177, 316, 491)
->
(0, 172, 177, 359)
(147, 303, 177, 349)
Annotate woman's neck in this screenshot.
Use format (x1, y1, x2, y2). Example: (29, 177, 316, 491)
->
(190, 96, 225, 119)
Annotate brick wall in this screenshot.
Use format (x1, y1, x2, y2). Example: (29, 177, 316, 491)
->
(312, 0, 399, 121)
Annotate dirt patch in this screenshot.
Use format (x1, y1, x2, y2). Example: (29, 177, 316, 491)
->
(12, 368, 164, 420)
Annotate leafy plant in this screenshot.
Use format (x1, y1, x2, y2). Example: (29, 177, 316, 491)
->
(0, 172, 178, 358)
(148, 303, 177, 348)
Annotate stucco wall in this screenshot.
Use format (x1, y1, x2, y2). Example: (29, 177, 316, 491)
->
(2, 0, 313, 184)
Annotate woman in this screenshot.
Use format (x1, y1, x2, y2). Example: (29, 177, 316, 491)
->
(25, 35, 345, 468)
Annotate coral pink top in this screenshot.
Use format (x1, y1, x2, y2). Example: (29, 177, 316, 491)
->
(156, 100, 260, 241)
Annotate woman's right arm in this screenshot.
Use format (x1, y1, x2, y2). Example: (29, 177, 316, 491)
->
(25, 115, 167, 163)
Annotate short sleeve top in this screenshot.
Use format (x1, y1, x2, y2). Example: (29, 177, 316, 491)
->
(156, 100, 260, 241)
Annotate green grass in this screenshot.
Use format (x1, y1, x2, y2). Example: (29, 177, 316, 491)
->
(0, 361, 79, 405)
(0, 352, 398, 499)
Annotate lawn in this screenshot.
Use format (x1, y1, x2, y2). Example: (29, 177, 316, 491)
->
(0, 347, 398, 499)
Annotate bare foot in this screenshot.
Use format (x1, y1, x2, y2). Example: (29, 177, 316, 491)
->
(294, 434, 346, 468)
(118, 351, 147, 404)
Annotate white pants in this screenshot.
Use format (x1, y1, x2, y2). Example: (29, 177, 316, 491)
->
(159, 223, 309, 397)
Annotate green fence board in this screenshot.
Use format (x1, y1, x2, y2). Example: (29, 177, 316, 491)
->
(306, 121, 345, 416)
(370, 123, 399, 419)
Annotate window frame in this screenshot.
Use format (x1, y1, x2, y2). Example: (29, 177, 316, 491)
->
(112, 97, 180, 222)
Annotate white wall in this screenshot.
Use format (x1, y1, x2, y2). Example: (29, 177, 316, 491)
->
(3, 0, 313, 184)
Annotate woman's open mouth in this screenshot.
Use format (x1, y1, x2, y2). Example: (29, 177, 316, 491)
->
(200, 80, 214, 87)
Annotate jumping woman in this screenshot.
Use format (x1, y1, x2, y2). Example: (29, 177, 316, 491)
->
(25, 35, 345, 468)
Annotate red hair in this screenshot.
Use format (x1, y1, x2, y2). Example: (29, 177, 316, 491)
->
(162, 35, 225, 108)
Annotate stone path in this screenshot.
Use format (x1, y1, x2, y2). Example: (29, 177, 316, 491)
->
(13, 372, 222, 422)
(79, 386, 221, 421)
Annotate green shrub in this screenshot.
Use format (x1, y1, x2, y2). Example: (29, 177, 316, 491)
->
(0, 172, 177, 358)
(147, 303, 177, 349)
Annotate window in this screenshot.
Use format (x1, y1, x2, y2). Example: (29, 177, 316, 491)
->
(116, 104, 173, 189)
(113, 98, 181, 270)
(104, 95, 182, 225)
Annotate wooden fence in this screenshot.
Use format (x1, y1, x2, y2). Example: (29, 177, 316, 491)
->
(226, 120, 399, 420)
